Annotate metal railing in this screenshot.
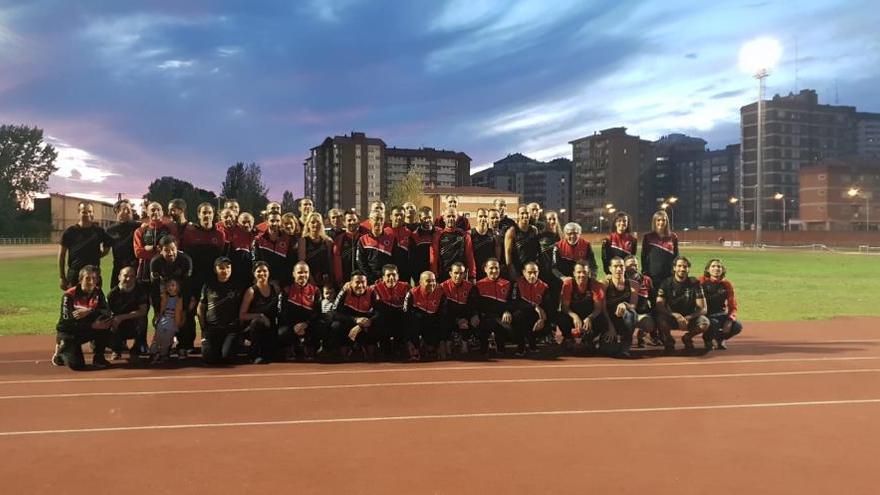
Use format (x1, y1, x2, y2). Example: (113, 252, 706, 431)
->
(0, 237, 52, 245)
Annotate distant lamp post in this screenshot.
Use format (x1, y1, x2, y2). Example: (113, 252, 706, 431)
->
(729, 197, 740, 230)
(559, 208, 567, 222)
(774, 192, 786, 230)
(740, 37, 782, 244)
(598, 215, 605, 232)
(848, 187, 870, 232)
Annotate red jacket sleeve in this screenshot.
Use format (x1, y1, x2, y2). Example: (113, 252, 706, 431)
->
(725, 280, 738, 320)
(464, 232, 476, 279)
(133, 226, 148, 261)
(430, 230, 439, 274)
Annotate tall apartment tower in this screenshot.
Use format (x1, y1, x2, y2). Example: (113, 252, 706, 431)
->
(470, 153, 572, 218)
(385, 147, 471, 194)
(304, 132, 386, 215)
(570, 127, 655, 231)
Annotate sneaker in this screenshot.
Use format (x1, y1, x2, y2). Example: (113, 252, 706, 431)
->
(702, 333, 714, 350)
(178, 348, 189, 360)
(663, 342, 675, 354)
(52, 344, 64, 366)
(253, 357, 268, 365)
(110, 352, 123, 361)
(717, 339, 728, 350)
(92, 356, 111, 369)
(682, 334, 694, 351)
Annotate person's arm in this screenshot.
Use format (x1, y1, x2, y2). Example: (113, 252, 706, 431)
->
(133, 226, 149, 259)
(197, 286, 208, 330)
(239, 287, 258, 322)
(640, 235, 650, 276)
(550, 245, 566, 280)
(655, 281, 671, 316)
(586, 283, 605, 333)
(601, 238, 611, 275)
(464, 233, 476, 280)
(297, 236, 307, 264)
(586, 242, 598, 276)
(493, 234, 502, 264)
(504, 228, 515, 270)
(174, 298, 185, 328)
(686, 284, 708, 321)
(672, 235, 679, 257)
(323, 239, 334, 286)
(429, 231, 439, 275)
(726, 281, 738, 320)
(355, 239, 369, 275)
(332, 234, 344, 287)
(57, 244, 68, 290)
(100, 228, 113, 258)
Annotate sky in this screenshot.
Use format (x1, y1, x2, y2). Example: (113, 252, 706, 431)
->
(1, 0, 878, 205)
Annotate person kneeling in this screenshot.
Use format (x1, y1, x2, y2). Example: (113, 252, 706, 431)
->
(558, 261, 609, 353)
(330, 271, 375, 359)
(655, 256, 710, 353)
(198, 257, 242, 365)
(55, 265, 113, 370)
(404, 271, 448, 361)
(511, 262, 550, 356)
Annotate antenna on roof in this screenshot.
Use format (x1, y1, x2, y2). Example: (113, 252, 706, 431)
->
(793, 36, 799, 92)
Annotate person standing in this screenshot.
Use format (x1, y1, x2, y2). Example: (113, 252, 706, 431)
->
(298, 212, 334, 287)
(254, 212, 297, 289)
(389, 206, 413, 286)
(166, 198, 190, 241)
(409, 207, 438, 285)
(504, 205, 539, 281)
(434, 195, 471, 231)
(640, 210, 679, 294)
(471, 208, 502, 281)
(333, 211, 361, 288)
(433, 208, 476, 283)
(356, 212, 396, 284)
(134, 202, 173, 284)
(106, 199, 140, 287)
(601, 212, 638, 275)
(58, 201, 112, 290)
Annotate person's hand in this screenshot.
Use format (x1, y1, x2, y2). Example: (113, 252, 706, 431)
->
(355, 317, 371, 328)
(561, 276, 572, 284)
(259, 314, 271, 326)
(501, 312, 512, 325)
(674, 313, 688, 328)
(533, 319, 546, 332)
(615, 303, 628, 317)
(109, 316, 120, 331)
(144, 245, 154, 252)
(583, 316, 593, 335)
(348, 325, 362, 342)
(470, 315, 480, 328)
(72, 308, 93, 320)
(293, 322, 308, 336)
(457, 318, 469, 330)
(571, 315, 583, 337)
(603, 328, 618, 343)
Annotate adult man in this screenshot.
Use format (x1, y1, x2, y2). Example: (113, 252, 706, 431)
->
(433, 208, 476, 283)
(487, 208, 502, 232)
(404, 270, 448, 360)
(440, 262, 477, 353)
(527, 202, 545, 231)
(255, 201, 282, 233)
(504, 205, 539, 281)
(551, 222, 597, 280)
(471, 208, 502, 281)
(333, 211, 360, 288)
(389, 206, 412, 285)
(510, 262, 550, 355)
(656, 256, 710, 352)
(472, 258, 513, 355)
(493, 198, 516, 235)
(434, 195, 471, 231)
(55, 265, 113, 370)
(58, 201, 112, 290)
(603, 257, 639, 358)
(409, 207, 438, 284)
(355, 212, 396, 284)
(402, 202, 420, 231)
(106, 199, 140, 286)
(254, 212, 296, 288)
(197, 257, 241, 365)
(134, 201, 172, 283)
(166, 198, 190, 240)
(369, 264, 410, 358)
(623, 255, 657, 348)
(558, 261, 607, 351)
(326, 208, 345, 239)
(223, 199, 240, 218)
(149, 235, 194, 357)
(330, 271, 375, 357)
(107, 266, 149, 360)
(277, 262, 322, 359)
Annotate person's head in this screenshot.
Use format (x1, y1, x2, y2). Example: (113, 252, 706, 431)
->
(402, 202, 417, 220)
(223, 200, 240, 217)
(475, 208, 489, 229)
(266, 201, 282, 215)
(196, 202, 215, 228)
(527, 202, 541, 220)
(344, 211, 359, 232)
(238, 212, 255, 231)
(370, 200, 386, 217)
(704, 258, 726, 280)
(484, 258, 500, 280)
(117, 266, 136, 289)
(613, 212, 631, 234)
(523, 261, 539, 284)
(445, 195, 459, 209)
(158, 235, 178, 261)
(488, 208, 501, 229)
(652, 210, 670, 236)
(214, 257, 232, 282)
(449, 262, 466, 284)
(293, 261, 310, 286)
(165, 278, 181, 297)
(573, 260, 591, 284)
(350, 271, 368, 295)
(563, 222, 582, 244)
(390, 206, 405, 228)
(418, 207, 433, 228)
(493, 198, 507, 215)
(220, 208, 236, 228)
(516, 205, 530, 226)
(252, 261, 270, 284)
(281, 213, 299, 235)
(419, 271, 437, 292)
(672, 256, 691, 280)
(322, 285, 336, 301)
(327, 208, 343, 229)
(168, 198, 186, 221)
(299, 197, 314, 217)
(544, 211, 559, 233)
(78, 265, 100, 292)
(266, 212, 282, 233)
(146, 201, 163, 221)
(305, 212, 325, 237)
(382, 264, 399, 287)
(114, 199, 133, 222)
(623, 255, 639, 272)
(609, 257, 626, 278)
(443, 208, 457, 229)
(370, 212, 385, 236)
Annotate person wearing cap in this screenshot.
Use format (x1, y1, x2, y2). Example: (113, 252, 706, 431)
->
(198, 257, 242, 364)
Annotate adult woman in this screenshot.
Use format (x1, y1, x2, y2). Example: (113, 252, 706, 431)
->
(601, 212, 638, 275)
(640, 210, 679, 291)
(700, 259, 743, 350)
(281, 213, 300, 237)
(239, 262, 280, 364)
(297, 212, 334, 287)
(504, 205, 539, 281)
(55, 265, 113, 370)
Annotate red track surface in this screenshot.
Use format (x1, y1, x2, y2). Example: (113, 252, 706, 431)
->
(1, 317, 878, 494)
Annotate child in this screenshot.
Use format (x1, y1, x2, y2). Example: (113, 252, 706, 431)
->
(321, 285, 336, 319)
(151, 278, 184, 363)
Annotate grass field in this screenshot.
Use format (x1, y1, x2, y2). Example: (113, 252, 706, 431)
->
(0, 248, 878, 335)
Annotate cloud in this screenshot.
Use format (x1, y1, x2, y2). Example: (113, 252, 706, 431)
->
(157, 59, 195, 69)
(216, 46, 241, 57)
(47, 136, 118, 183)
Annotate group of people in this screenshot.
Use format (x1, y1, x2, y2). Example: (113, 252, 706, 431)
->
(54, 195, 743, 370)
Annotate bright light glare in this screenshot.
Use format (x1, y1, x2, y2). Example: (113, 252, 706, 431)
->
(848, 187, 860, 197)
(738, 37, 782, 75)
(774, 192, 784, 200)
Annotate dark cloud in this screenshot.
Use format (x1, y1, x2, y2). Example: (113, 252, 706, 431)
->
(710, 89, 749, 99)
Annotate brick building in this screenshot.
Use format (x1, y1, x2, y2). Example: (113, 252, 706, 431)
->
(799, 158, 879, 231)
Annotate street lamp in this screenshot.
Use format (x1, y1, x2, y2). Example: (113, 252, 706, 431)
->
(598, 215, 605, 232)
(848, 187, 870, 232)
(729, 197, 740, 230)
(559, 208, 567, 223)
(774, 192, 785, 231)
(740, 37, 782, 244)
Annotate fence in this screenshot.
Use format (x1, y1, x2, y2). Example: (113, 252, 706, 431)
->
(0, 237, 52, 245)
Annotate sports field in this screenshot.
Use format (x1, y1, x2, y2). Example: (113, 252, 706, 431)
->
(1, 247, 878, 335)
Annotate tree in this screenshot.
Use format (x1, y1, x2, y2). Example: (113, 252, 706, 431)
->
(220, 162, 269, 215)
(281, 190, 296, 213)
(0, 125, 57, 206)
(387, 168, 424, 208)
(143, 177, 217, 214)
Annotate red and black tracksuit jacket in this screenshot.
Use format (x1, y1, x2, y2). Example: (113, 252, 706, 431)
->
(409, 226, 438, 280)
(511, 277, 550, 316)
(56, 286, 109, 335)
(626, 270, 654, 314)
(332, 287, 376, 328)
(133, 219, 174, 280)
(254, 231, 297, 287)
(640, 232, 679, 284)
(333, 230, 359, 288)
(390, 226, 412, 283)
(699, 276, 738, 319)
(373, 281, 410, 317)
(403, 285, 447, 318)
(473, 277, 512, 319)
(279, 282, 320, 327)
(551, 238, 597, 279)
(561, 278, 604, 317)
(225, 225, 255, 287)
(601, 232, 638, 274)
(440, 278, 476, 322)
(356, 229, 397, 284)
(182, 224, 226, 291)
(432, 227, 476, 280)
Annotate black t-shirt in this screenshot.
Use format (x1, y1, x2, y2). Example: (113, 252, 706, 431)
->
(657, 276, 704, 315)
(60, 224, 112, 272)
(200, 279, 241, 329)
(106, 221, 140, 269)
(107, 284, 149, 315)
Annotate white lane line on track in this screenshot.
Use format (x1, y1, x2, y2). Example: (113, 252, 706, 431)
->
(2, 356, 879, 386)
(2, 398, 879, 437)
(1, 368, 878, 401)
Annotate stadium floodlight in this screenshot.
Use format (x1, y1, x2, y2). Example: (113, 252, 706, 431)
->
(729, 197, 739, 204)
(604, 203, 614, 210)
(847, 187, 870, 232)
(740, 36, 781, 245)
(774, 192, 786, 231)
(667, 196, 678, 205)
